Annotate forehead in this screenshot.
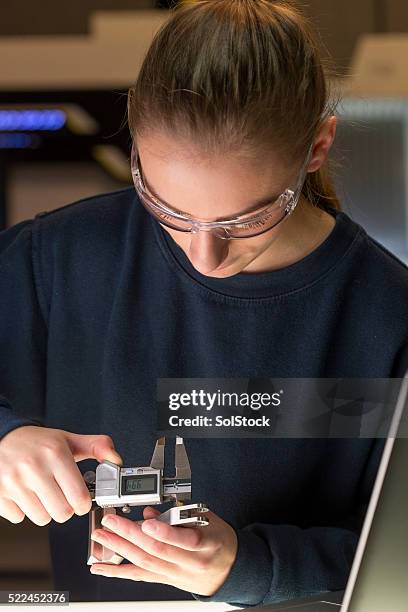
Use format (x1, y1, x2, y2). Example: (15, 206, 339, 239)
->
(136, 131, 288, 175)
(135, 133, 297, 219)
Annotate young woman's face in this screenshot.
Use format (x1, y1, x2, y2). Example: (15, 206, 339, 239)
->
(136, 121, 335, 277)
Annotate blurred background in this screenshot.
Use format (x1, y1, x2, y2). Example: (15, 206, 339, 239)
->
(0, 0, 407, 593)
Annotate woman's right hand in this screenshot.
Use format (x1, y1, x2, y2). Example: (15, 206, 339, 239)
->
(0, 425, 123, 526)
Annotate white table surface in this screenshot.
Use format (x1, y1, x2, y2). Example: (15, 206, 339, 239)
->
(1, 602, 240, 611)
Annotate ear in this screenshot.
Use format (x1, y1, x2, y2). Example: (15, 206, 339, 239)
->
(307, 116, 337, 173)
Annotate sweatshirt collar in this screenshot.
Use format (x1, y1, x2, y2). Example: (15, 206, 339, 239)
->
(151, 206, 363, 300)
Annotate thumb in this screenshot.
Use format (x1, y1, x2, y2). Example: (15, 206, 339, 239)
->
(143, 506, 161, 520)
(63, 431, 123, 465)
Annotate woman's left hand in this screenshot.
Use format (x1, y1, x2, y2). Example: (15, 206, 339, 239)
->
(89, 506, 238, 596)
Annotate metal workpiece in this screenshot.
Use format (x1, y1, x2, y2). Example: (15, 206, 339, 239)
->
(87, 506, 124, 566)
(158, 503, 209, 527)
(83, 437, 209, 566)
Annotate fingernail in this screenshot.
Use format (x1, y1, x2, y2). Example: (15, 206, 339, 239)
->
(142, 520, 158, 533)
(101, 515, 116, 527)
(91, 530, 106, 541)
(91, 566, 104, 573)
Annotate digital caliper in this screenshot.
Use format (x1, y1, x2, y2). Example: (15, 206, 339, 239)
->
(82, 437, 209, 565)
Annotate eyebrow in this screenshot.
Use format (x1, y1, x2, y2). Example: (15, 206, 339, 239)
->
(140, 162, 283, 218)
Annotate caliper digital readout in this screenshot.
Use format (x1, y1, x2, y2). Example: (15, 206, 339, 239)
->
(121, 474, 158, 495)
(93, 463, 162, 507)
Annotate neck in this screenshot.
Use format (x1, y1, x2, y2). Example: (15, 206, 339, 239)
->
(242, 197, 337, 273)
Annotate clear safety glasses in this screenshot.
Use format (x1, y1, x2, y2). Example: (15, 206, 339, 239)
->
(130, 141, 314, 240)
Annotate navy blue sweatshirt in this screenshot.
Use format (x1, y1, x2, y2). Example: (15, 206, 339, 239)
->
(0, 187, 407, 607)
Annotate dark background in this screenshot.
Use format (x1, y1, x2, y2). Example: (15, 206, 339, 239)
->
(1, 0, 408, 596)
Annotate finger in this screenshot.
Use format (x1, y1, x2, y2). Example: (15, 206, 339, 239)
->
(0, 498, 25, 523)
(143, 506, 161, 520)
(24, 471, 75, 524)
(90, 562, 172, 585)
(90, 529, 177, 577)
(52, 452, 93, 516)
(9, 487, 51, 526)
(64, 432, 123, 465)
(100, 514, 199, 568)
(141, 517, 214, 551)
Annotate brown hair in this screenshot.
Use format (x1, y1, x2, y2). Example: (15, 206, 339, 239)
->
(128, 0, 341, 213)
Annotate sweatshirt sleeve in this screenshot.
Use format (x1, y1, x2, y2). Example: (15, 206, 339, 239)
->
(0, 218, 47, 441)
(192, 435, 385, 607)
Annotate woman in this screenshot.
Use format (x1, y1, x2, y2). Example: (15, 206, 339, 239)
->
(0, 0, 407, 606)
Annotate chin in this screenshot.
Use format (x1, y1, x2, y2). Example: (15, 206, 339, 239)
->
(198, 264, 241, 278)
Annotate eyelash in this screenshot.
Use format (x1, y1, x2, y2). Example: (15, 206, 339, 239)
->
(156, 211, 176, 222)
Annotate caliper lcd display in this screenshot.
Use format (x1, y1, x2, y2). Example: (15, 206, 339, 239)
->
(121, 474, 158, 495)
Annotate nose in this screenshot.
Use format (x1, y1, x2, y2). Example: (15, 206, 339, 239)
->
(188, 229, 229, 274)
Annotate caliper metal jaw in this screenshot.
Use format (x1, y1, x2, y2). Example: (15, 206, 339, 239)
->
(84, 437, 209, 566)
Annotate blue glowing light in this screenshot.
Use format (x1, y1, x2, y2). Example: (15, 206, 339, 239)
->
(0, 133, 40, 148)
(0, 109, 66, 131)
